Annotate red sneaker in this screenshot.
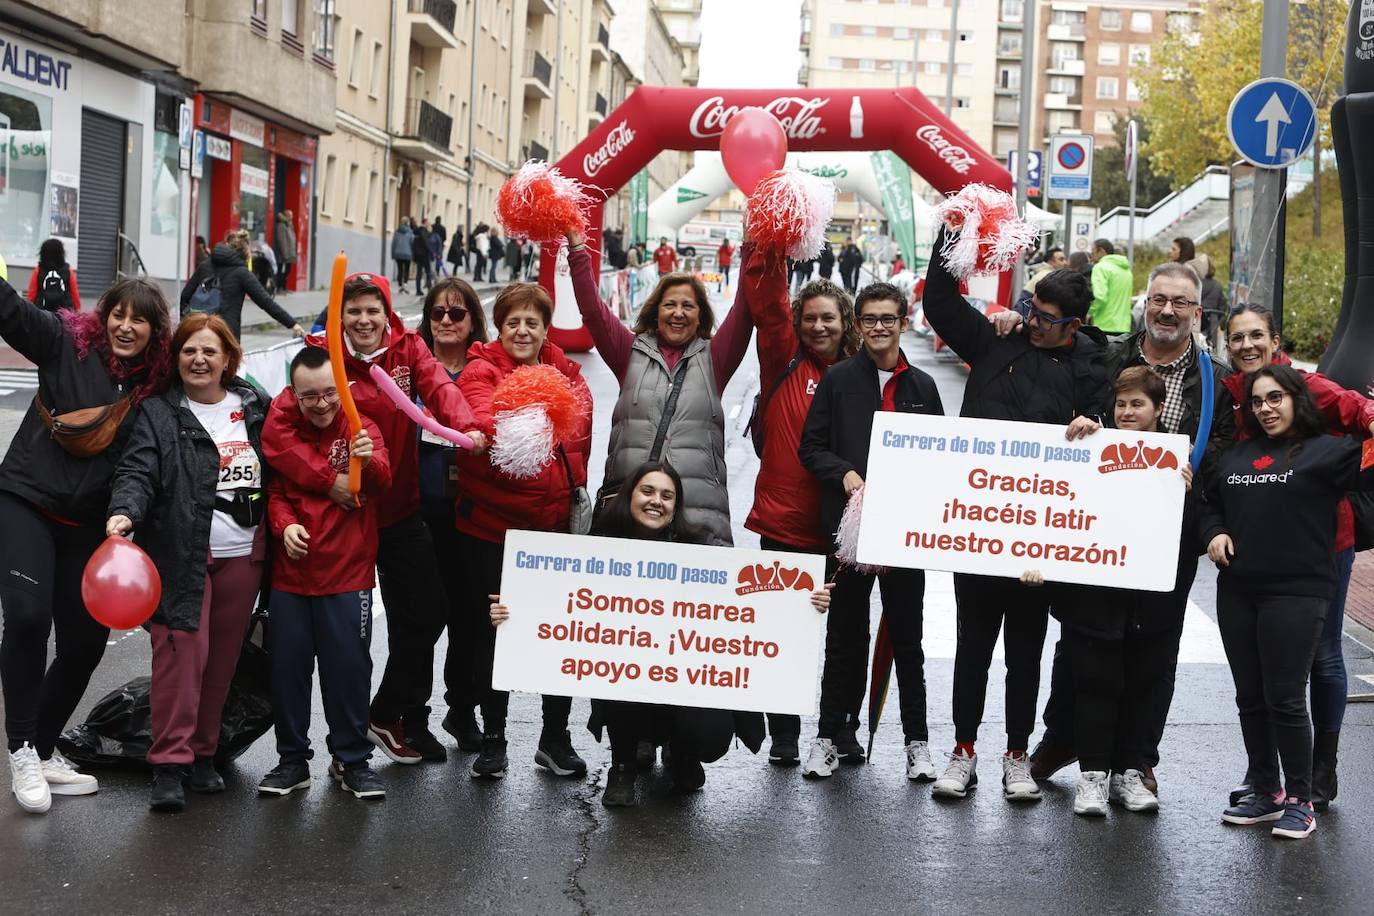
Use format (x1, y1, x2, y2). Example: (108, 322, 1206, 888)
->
(367, 719, 422, 764)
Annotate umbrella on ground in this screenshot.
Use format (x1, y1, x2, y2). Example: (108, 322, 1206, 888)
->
(866, 612, 895, 760)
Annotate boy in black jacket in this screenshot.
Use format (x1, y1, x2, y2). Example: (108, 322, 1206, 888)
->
(922, 226, 1108, 803)
(798, 282, 945, 780)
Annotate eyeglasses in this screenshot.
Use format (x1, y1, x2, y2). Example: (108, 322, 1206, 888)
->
(1228, 329, 1273, 347)
(859, 314, 900, 328)
(1248, 390, 1288, 411)
(295, 388, 340, 408)
(430, 307, 469, 324)
(1026, 306, 1077, 328)
(1147, 294, 1199, 310)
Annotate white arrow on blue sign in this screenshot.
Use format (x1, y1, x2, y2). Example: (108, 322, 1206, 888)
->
(1226, 77, 1317, 169)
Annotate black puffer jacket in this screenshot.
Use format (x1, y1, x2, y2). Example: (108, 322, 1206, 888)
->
(0, 279, 155, 524)
(923, 231, 1108, 425)
(108, 378, 269, 631)
(180, 243, 298, 339)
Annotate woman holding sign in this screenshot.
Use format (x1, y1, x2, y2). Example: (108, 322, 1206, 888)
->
(106, 314, 270, 812)
(454, 283, 593, 781)
(490, 460, 833, 807)
(1202, 366, 1374, 840)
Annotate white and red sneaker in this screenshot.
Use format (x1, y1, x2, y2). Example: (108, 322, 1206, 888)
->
(367, 719, 422, 764)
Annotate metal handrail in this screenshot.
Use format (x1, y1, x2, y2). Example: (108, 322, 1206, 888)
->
(116, 230, 148, 281)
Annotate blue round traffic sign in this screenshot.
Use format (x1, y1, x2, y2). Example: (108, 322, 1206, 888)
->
(1057, 142, 1086, 170)
(1226, 78, 1317, 169)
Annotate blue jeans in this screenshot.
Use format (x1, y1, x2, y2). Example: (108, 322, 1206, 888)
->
(1311, 547, 1354, 733)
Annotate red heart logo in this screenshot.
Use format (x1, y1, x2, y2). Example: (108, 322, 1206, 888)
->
(796, 572, 815, 592)
(1157, 450, 1178, 470)
(737, 567, 756, 585)
(1119, 444, 1140, 464)
(1143, 446, 1163, 466)
(755, 564, 771, 585)
(1253, 455, 1275, 471)
(778, 566, 800, 588)
(1101, 444, 1121, 464)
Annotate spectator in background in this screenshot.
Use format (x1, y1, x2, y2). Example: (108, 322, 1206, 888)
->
(430, 223, 448, 278)
(892, 254, 906, 276)
(626, 242, 643, 269)
(27, 239, 81, 312)
(431, 216, 448, 252)
(524, 240, 539, 281)
(412, 219, 437, 296)
(195, 236, 211, 268)
(487, 230, 504, 284)
(653, 237, 678, 277)
(717, 238, 736, 291)
(506, 235, 523, 283)
(605, 229, 627, 270)
(838, 237, 863, 295)
(1170, 237, 1196, 264)
(818, 241, 835, 281)
(181, 231, 305, 340)
(272, 211, 297, 292)
(1089, 239, 1134, 335)
(1069, 250, 1093, 280)
(1189, 254, 1228, 340)
(392, 218, 414, 290)
(447, 225, 466, 273)
(472, 223, 490, 282)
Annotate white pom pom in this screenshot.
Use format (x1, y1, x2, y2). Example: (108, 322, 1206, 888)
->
(935, 183, 1039, 280)
(491, 405, 555, 479)
(833, 487, 887, 575)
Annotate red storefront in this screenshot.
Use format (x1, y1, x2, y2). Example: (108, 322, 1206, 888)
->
(190, 95, 316, 290)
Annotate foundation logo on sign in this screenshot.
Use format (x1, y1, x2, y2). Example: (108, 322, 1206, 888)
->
(1097, 441, 1179, 474)
(735, 562, 815, 596)
(583, 122, 635, 178)
(689, 96, 830, 141)
(914, 125, 977, 175)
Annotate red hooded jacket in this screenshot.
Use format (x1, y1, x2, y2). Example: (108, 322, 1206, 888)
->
(1223, 352, 1374, 552)
(741, 244, 833, 551)
(260, 273, 477, 528)
(454, 338, 592, 543)
(263, 393, 391, 595)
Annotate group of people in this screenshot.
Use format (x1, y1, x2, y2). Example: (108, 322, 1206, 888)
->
(0, 218, 1368, 838)
(394, 219, 536, 295)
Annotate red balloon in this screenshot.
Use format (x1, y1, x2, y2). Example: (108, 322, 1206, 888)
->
(720, 108, 787, 196)
(81, 536, 162, 630)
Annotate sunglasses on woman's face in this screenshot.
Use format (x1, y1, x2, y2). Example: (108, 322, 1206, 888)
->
(430, 307, 469, 324)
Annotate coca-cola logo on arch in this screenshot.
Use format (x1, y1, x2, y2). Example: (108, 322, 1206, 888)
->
(689, 95, 830, 140)
(914, 124, 977, 175)
(583, 121, 636, 177)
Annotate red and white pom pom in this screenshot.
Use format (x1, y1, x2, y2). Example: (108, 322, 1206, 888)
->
(935, 183, 1039, 280)
(833, 487, 887, 575)
(489, 365, 587, 479)
(746, 169, 836, 261)
(497, 161, 592, 244)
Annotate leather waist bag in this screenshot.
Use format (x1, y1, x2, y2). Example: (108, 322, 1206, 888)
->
(35, 393, 132, 458)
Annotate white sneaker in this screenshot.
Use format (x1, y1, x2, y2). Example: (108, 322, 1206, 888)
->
(801, 738, 839, 779)
(9, 743, 52, 814)
(1110, 769, 1160, 812)
(1002, 752, 1042, 802)
(41, 750, 99, 796)
(932, 749, 978, 798)
(1074, 771, 1110, 816)
(905, 741, 937, 781)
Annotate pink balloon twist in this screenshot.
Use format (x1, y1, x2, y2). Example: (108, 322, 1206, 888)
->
(368, 364, 475, 449)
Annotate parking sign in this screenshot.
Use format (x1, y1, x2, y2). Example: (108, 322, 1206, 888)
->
(1047, 134, 1094, 201)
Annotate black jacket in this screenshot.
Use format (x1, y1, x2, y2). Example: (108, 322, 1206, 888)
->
(923, 233, 1107, 425)
(838, 244, 863, 270)
(180, 244, 298, 339)
(108, 378, 270, 631)
(0, 279, 153, 525)
(411, 226, 433, 263)
(799, 347, 945, 537)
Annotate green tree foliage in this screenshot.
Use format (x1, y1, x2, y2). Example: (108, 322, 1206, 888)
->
(1090, 116, 1176, 213)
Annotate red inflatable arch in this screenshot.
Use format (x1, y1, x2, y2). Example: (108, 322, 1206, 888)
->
(542, 86, 1013, 351)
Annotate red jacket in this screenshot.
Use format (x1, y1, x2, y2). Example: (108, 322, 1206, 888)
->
(741, 244, 832, 551)
(454, 339, 593, 544)
(262, 303, 476, 529)
(653, 244, 678, 273)
(1223, 352, 1374, 552)
(263, 394, 391, 596)
(717, 243, 734, 268)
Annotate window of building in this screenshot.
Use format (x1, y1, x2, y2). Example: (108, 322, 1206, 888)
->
(1050, 9, 1084, 25)
(240, 146, 270, 238)
(954, 97, 971, 108)
(894, 27, 911, 39)
(364, 171, 379, 227)
(831, 23, 843, 36)
(924, 61, 944, 75)
(828, 56, 843, 68)
(1130, 10, 1153, 32)
(998, 32, 1022, 56)
(994, 129, 1017, 156)
(1100, 8, 1122, 30)
(1126, 79, 1141, 101)
(861, 25, 877, 36)
(956, 62, 973, 76)
(151, 130, 180, 240)
(1098, 43, 1120, 65)
(1094, 111, 1116, 133)
(959, 31, 973, 42)
(1050, 42, 1080, 68)
(369, 41, 384, 98)
(994, 96, 1019, 121)
(282, 0, 300, 35)
(251, 0, 266, 22)
(1167, 11, 1194, 33)
(0, 85, 54, 261)
(1048, 75, 1077, 94)
(347, 28, 364, 86)
(860, 58, 876, 71)
(1000, 0, 1023, 21)
(927, 29, 943, 41)
(1096, 76, 1119, 99)
(1129, 44, 1150, 65)
(343, 163, 359, 223)
(1047, 110, 1078, 133)
(997, 64, 1020, 90)
(313, 0, 336, 59)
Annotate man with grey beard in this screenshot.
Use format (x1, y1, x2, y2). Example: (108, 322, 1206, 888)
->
(997, 261, 1238, 795)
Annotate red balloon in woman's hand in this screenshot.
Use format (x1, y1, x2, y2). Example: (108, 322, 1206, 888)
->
(81, 536, 162, 630)
(720, 108, 788, 196)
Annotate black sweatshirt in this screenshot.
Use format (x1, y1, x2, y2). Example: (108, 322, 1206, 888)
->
(1200, 434, 1374, 598)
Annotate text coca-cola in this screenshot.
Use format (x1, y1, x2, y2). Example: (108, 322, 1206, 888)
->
(688, 95, 830, 140)
(914, 124, 977, 175)
(582, 121, 636, 178)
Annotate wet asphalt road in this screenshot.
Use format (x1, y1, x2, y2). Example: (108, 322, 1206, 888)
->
(4, 296, 1374, 916)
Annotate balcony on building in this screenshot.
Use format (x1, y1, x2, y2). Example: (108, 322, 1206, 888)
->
(406, 0, 460, 50)
(1043, 92, 1083, 110)
(524, 50, 553, 100)
(1046, 22, 1086, 41)
(993, 99, 1020, 126)
(587, 91, 609, 129)
(527, 0, 557, 16)
(591, 23, 611, 62)
(394, 98, 454, 161)
(1046, 57, 1085, 76)
(526, 140, 550, 163)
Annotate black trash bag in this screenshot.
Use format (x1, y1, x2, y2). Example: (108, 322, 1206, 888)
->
(57, 613, 274, 769)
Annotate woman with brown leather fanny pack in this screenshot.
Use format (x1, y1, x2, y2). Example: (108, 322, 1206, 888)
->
(0, 276, 171, 815)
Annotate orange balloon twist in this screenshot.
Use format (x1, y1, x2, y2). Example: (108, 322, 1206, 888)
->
(324, 251, 363, 503)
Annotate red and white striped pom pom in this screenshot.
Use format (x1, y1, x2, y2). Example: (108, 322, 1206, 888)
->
(746, 169, 836, 261)
(489, 364, 587, 479)
(833, 487, 887, 575)
(497, 161, 592, 244)
(935, 183, 1039, 280)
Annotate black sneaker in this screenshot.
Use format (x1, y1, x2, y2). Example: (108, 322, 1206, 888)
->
(442, 709, 484, 753)
(404, 723, 448, 763)
(188, 757, 224, 794)
(535, 730, 588, 777)
(149, 764, 187, 812)
(471, 733, 509, 779)
(601, 763, 637, 807)
(768, 734, 801, 766)
(835, 727, 866, 764)
(258, 760, 312, 796)
(635, 740, 657, 769)
(669, 753, 706, 793)
(339, 764, 386, 799)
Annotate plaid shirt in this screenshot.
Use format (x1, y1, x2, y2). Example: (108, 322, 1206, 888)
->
(1132, 338, 1194, 434)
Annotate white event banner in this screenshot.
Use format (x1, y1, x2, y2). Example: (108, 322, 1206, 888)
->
(856, 414, 1189, 590)
(493, 531, 827, 714)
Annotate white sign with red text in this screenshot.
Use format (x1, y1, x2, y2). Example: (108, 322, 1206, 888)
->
(856, 414, 1188, 590)
(493, 531, 827, 714)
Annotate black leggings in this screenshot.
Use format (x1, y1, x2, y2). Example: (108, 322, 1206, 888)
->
(602, 700, 734, 768)
(457, 531, 570, 734)
(1066, 625, 1182, 773)
(1217, 586, 1326, 801)
(0, 493, 110, 756)
(423, 506, 480, 715)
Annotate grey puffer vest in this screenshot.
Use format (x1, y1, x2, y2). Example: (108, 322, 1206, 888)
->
(605, 334, 732, 544)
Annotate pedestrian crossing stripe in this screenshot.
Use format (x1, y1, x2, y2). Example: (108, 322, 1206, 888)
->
(0, 369, 38, 395)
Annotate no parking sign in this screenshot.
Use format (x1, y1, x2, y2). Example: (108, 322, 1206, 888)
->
(1047, 134, 1094, 201)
